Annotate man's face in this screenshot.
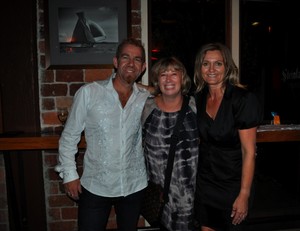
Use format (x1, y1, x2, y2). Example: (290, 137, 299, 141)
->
(113, 44, 146, 85)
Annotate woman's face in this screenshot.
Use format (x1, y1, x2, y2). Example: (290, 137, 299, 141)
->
(201, 50, 225, 88)
(158, 67, 183, 97)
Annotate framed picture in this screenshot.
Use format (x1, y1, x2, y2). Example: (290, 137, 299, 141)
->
(45, 0, 129, 69)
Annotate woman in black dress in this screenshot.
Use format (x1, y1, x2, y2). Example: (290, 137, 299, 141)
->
(193, 43, 263, 231)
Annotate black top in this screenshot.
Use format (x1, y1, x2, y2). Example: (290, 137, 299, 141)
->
(195, 83, 263, 209)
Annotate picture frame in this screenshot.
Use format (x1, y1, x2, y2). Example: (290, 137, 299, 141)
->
(45, 0, 129, 69)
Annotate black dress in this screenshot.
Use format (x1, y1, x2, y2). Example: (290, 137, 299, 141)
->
(194, 83, 263, 229)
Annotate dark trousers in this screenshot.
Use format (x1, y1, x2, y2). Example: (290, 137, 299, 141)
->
(78, 187, 144, 231)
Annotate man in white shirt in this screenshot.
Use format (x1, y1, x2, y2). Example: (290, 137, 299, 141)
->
(55, 38, 149, 231)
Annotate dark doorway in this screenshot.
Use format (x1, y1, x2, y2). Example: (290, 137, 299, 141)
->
(0, 0, 47, 230)
(149, 0, 227, 90)
(240, 0, 300, 124)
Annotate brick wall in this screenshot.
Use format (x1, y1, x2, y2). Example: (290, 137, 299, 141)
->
(37, 0, 146, 230)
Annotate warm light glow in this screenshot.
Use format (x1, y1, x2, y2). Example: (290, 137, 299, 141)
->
(252, 21, 260, 26)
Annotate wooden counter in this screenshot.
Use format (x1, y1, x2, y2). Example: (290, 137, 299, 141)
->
(0, 125, 300, 151)
(257, 124, 300, 143)
(0, 132, 86, 151)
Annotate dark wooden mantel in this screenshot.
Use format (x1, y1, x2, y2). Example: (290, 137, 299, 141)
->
(1, 125, 300, 151)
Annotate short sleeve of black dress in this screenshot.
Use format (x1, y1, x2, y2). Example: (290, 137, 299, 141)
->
(231, 86, 263, 130)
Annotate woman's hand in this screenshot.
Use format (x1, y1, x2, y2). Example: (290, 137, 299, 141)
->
(231, 192, 249, 225)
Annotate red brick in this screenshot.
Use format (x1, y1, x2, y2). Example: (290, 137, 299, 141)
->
(42, 98, 55, 110)
(49, 181, 59, 194)
(131, 11, 141, 25)
(48, 208, 61, 220)
(58, 181, 65, 194)
(44, 154, 59, 167)
(47, 168, 61, 181)
(131, 26, 141, 39)
(62, 207, 78, 219)
(48, 195, 76, 207)
(41, 83, 68, 97)
(42, 111, 61, 125)
(49, 221, 77, 231)
(85, 69, 112, 82)
(76, 152, 84, 165)
(43, 70, 55, 83)
(131, 0, 140, 10)
(56, 97, 73, 109)
(70, 83, 84, 96)
(56, 70, 84, 82)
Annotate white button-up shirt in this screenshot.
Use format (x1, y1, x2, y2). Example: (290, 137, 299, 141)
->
(55, 74, 150, 197)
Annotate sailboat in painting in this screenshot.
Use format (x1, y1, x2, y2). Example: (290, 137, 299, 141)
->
(69, 11, 106, 48)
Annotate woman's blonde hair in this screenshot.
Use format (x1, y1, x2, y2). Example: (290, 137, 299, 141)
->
(150, 56, 191, 96)
(193, 42, 244, 92)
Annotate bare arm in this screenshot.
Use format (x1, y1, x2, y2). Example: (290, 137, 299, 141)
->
(231, 127, 257, 225)
(136, 82, 155, 94)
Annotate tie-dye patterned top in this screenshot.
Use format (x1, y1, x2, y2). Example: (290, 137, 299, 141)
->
(142, 95, 199, 231)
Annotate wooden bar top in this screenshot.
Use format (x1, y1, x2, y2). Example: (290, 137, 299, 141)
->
(257, 124, 300, 143)
(0, 132, 86, 151)
(1, 125, 300, 151)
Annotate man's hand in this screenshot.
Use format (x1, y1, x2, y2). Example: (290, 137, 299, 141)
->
(64, 179, 81, 200)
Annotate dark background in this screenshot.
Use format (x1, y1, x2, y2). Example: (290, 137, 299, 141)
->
(150, 0, 300, 124)
(149, 0, 300, 230)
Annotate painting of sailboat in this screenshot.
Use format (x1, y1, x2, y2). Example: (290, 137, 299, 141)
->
(58, 7, 119, 54)
(46, 0, 127, 67)
(70, 11, 106, 47)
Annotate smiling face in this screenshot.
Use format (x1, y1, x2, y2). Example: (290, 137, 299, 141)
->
(113, 44, 146, 86)
(158, 67, 183, 97)
(201, 50, 226, 88)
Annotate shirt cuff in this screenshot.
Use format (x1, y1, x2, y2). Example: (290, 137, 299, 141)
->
(60, 170, 79, 184)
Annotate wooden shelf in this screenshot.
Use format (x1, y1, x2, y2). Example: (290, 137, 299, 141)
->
(1, 125, 300, 151)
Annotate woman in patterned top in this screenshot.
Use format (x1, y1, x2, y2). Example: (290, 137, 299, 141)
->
(142, 57, 199, 231)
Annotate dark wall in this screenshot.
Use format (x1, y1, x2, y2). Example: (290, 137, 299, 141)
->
(240, 0, 300, 124)
(0, 1, 47, 230)
(0, 1, 40, 132)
